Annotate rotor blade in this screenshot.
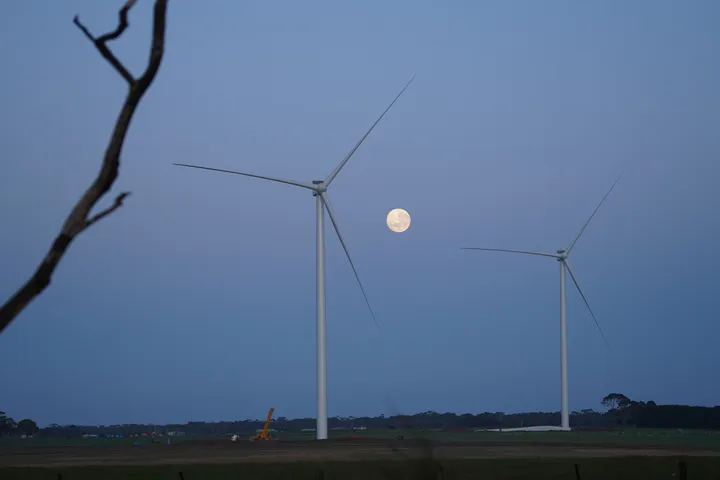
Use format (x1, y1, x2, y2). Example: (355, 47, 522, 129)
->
(320, 192, 379, 330)
(324, 75, 416, 186)
(461, 247, 560, 259)
(563, 261, 609, 348)
(566, 173, 622, 255)
(172, 163, 316, 191)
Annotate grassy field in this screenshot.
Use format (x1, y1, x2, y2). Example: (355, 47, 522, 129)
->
(355, 427, 720, 449)
(1, 457, 717, 480)
(3, 429, 720, 479)
(3, 428, 720, 450)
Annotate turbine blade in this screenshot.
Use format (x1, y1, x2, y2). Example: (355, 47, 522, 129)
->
(461, 247, 560, 259)
(320, 192, 379, 330)
(172, 163, 315, 190)
(324, 75, 416, 186)
(564, 261, 609, 348)
(566, 173, 622, 255)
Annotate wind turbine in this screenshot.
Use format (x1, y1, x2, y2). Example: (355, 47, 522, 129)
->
(172, 76, 415, 440)
(461, 175, 621, 431)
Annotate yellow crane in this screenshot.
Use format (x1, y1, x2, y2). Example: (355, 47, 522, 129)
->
(249, 408, 275, 441)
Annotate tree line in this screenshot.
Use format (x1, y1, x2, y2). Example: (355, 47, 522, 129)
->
(0, 411, 38, 437)
(3, 394, 719, 438)
(599, 393, 720, 429)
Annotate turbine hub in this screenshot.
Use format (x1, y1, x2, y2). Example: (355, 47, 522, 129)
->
(311, 180, 327, 193)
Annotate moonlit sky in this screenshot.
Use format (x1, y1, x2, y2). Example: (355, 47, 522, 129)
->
(1, 0, 718, 427)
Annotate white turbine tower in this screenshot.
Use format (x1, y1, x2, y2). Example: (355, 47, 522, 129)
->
(461, 175, 621, 431)
(173, 76, 415, 440)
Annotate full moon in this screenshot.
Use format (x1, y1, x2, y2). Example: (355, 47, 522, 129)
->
(386, 208, 411, 233)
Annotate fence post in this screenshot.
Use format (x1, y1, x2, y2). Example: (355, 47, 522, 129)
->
(178, 472, 185, 480)
(317, 469, 325, 480)
(57, 474, 62, 480)
(574, 463, 580, 480)
(677, 461, 688, 480)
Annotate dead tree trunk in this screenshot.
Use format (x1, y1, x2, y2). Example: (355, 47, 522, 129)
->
(0, 0, 169, 333)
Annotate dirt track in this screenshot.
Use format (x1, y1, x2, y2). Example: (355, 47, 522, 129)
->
(1, 439, 718, 468)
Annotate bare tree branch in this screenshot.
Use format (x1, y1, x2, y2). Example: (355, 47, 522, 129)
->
(0, 0, 169, 334)
(82, 192, 131, 231)
(73, 0, 139, 85)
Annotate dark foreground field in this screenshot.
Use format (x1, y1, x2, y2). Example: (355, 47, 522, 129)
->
(2, 438, 720, 479)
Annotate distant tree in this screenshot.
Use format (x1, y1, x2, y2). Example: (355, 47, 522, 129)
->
(601, 393, 631, 411)
(0, 411, 15, 436)
(601, 393, 634, 426)
(0, 0, 169, 334)
(17, 419, 38, 436)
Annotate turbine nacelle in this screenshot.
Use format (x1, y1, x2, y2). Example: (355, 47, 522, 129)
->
(311, 180, 327, 194)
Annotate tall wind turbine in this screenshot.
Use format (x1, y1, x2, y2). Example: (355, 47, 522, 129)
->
(461, 175, 621, 431)
(173, 76, 415, 440)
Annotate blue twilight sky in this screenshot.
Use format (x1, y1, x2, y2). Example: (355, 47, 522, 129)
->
(1, 0, 718, 427)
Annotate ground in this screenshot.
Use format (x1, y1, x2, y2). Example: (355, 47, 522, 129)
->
(3, 431, 720, 479)
(1, 436, 719, 468)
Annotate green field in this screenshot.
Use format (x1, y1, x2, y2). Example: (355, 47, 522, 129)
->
(1, 457, 717, 480)
(3, 428, 720, 450)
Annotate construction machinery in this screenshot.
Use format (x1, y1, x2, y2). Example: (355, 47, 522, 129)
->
(249, 408, 275, 441)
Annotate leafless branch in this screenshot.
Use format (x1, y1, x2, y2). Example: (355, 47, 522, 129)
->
(73, 0, 139, 85)
(82, 192, 131, 231)
(0, 0, 169, 334)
